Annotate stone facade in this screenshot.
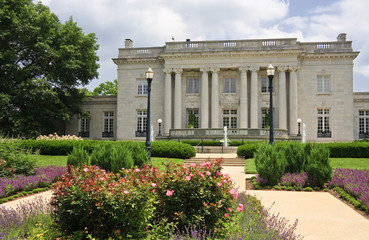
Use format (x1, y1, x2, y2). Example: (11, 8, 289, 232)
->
(66, 33, 369, 142)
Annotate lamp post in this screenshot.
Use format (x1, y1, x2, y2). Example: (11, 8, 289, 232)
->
(297, 118, 302, 136)
(145, 67, 154, 164)
(157, 119, 162, 136)
(267, 64, 275, 145)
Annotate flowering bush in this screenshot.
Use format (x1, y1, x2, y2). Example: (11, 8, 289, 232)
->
(328, 168, 369, 211)
(255, 174, 268, 186)
(36, 133, 83, 140)
(280, 172, 308, 188)
(0, 166, 66, 198)
(52, 159, 241, 239)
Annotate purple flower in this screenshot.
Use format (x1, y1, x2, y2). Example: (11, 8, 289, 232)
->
(281, 172, 308, 188)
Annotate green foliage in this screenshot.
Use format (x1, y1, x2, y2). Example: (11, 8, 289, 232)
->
(295, 186, 302, 191)
(0, 0, 99, 137)
(67, 146, 90, 167)
(333, 187, 364, 209)
(304, 145, 332, 188)
(286, 186, 293, 191)
(52, 159, 240, 239)
(151, 141, 196, 159)
(237, 144, 259, 158)
(92, 79, 117, 96)
(0, 140, 37, 177)
(187, 113, 196, 128)
(283, 141, 306, 173)
(254, 143, 286, 186)
(304, 187, 313, 192)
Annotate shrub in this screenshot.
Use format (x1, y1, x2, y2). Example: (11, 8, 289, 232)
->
(52, 159, 240, 239)
(151, 141, 196, 159)
(304, 145, 331, 188)
(283, 142, 305, 173)
(0, 140, 37, 177)
(237, 144, 259, 158)
(254, 143, 286, 186)
(67, 146, 90, 167)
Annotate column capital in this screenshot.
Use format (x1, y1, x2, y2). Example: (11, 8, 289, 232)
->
(210, 67, 220, 73)
(239, 66, 248, 73)
(200, 67, 210, 73)
(163, 68, 172, 74)
(289, 66, 298, 72)
(250, 66, 259, 72)
(277, 66, 289, 72)
(173, 68, 183, 74)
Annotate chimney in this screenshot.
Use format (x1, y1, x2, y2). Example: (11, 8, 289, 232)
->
(337, 33, 346, 42)
(125, 39, 133, 48)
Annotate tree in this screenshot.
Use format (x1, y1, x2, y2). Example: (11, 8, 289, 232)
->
(92, 79, 117, 95)
(0, 0, 99, 137)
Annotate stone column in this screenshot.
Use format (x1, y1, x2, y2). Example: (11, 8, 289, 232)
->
(278, 66, 287, 129)
(173, 68, 183, 129)
(239, 67, 248, 128)
(211, 67, 220, 128)
(289, 67, 298, 135)
(200, 67, 209, 128)
(250, 66, 259, 128)
(163, 68, 172, 135)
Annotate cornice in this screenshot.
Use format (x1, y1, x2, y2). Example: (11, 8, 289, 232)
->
(300, 52, 359, 60)
(112, 58, 163, 65)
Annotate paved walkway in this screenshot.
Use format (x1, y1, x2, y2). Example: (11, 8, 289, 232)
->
(2, 154, 369, 240)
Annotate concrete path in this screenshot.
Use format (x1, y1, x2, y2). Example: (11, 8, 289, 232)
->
(1, 190, 53, 210)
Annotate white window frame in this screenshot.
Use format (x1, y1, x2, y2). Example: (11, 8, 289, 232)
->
(137, 79, 148, 95)
(187, 78, 199, 94)
(136, 110, 147, 133)
(79, 117, 89, 133)
(186, 109, 199, 128)
(223, 109, 238, 128)
(103, 111, 114, 133)
(261, 108, 270, 128)
(317, 109, 330, 137)
(223, 77, 236, 94)
(317, 75, 331, 94)
(359, 110, 369, 137)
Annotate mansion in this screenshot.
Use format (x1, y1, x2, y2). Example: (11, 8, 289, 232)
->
(65, 33, 369, 142)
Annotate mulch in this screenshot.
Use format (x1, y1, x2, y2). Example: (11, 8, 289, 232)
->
(245, 178, 369, 221)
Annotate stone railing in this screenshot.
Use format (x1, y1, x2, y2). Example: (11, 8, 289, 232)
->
(169, 128, 289, 140)
(300, 41, 353, 53)
(117, 47, 164, 58)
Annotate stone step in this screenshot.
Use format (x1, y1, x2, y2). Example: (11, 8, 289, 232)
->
(184, 157, 245, 167)
(195, 146, 238, 154)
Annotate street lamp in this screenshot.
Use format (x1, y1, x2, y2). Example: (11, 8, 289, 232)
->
(267, 64, 275, 145)
(145, 67, 154, 164)
(297, 118, 302, 136)
(157, 119, 162, 136)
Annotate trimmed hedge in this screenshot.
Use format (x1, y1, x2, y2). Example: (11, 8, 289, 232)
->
(238, 141, 369, 159)
(181, 140, 263, 147)
(17, 140, 196, 159)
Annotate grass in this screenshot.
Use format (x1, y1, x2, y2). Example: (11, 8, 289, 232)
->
(34, 155, 184, 169)
(244, 158, 369, 174)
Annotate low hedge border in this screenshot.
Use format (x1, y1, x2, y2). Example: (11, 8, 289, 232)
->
(16, 140, 196, 159)
(238, 142, 369, 158)
(0, 187, 50, 204)
(333, 186, 368, 212)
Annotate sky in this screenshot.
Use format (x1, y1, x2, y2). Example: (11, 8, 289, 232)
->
(35, 0, 369, 92)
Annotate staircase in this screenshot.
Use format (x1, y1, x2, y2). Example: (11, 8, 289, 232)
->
(184, 147, 245, 167)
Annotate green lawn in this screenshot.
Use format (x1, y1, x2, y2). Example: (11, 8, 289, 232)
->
(244, 158, 369, 174)
(34, 155, 184, 169)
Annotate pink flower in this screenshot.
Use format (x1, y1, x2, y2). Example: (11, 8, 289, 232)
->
(99, 177, 105, 181)
(224, 213, 229, 218)
(206, 171, 211, 176)
(229, 179, 234, 182)
(237, 203, 243, 212)
(123, 190, 129, 194)
(190, 163, 196, 168)
(223, 179, 227, 183)
(217, 182, 222, 187)
(151, 183, 157, 187)
(229, 189, 236, 194)
(224, 173, 230, 177)
(186, 176, 191, 181)
(166, 189, 174, 196)
(233, 192, 239, 199)
(83, 167, 88, 172)
(135, 169, 140, 173)
(200, 161, 211, 167)
(228, 208, 233, 212)
(216, 171, 221, 176)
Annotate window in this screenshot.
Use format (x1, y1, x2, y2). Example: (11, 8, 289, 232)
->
(317, 75, 331, 93)
(136, 110, 147, 137)
(223, 109, 238, 128)
(102, 111, 114, 137)
(359, 110, 369, 138)
(317, 109, 331, 137)
(224, 77, 236, 93)
(261, 77, 268, 93)
(78, 114, 90, 137)
(261, 108, 270, 128)
(187, 78, 199, 94)
(137, 80, 148, 95)
(187, 109, 199, 128)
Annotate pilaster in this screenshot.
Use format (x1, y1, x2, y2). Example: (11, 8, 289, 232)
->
(250, 66, 259, 128)
(163, 68, 172, 135)
(239, 67, 248, 128)
(173, 68, 183, 129)
(200, 67, 210, 128)
(289, 66, 298, 135)
(278, 66, 288, 129)
(210, 67, 220, 128)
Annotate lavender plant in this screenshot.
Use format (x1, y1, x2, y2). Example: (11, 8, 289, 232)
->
(280, 172, 308, 188)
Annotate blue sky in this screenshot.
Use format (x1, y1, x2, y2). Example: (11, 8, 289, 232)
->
(37, 0, 369, 91)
